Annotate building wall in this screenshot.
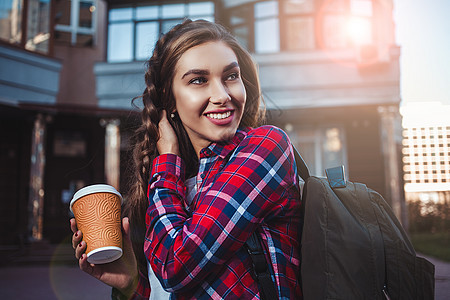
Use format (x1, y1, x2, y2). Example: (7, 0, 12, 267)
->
(0, 107, 33, 245)
(53, 0, 108, 106)
(255, 48, 400, 111)
(269, 105, 387, 196)
(0, 44, 62, 105)
(401, 102, 450, 196)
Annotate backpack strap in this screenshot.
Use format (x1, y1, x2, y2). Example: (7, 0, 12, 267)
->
(245, 146, 308, 300)
(293, 145, 310, 181)
(245, 231, 278, 300)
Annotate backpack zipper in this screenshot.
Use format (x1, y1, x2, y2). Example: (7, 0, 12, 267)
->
(382, 285, 391, 300)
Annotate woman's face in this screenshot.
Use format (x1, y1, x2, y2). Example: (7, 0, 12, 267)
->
(172, 41, 246, 155)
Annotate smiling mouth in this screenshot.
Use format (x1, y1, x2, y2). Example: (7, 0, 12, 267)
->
(205, 111, 232, 120)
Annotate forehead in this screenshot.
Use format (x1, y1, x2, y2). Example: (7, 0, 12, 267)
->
(175, 41, 239, 74)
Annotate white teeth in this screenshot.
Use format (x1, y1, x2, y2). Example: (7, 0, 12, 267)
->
(207, 111, 231, 120)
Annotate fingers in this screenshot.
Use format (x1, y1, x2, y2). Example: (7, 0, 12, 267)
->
(157, 110, 180, 156)
(160, 110, 168, 121)
(75, 240, 87, 260)
(72, 231, 82, 249)
(71, 219, 82, 249)
(79, 253, 94, 275)
(158, 111, 172, 133)
(70, 218, 85, 260)
(70, 218, 77, 233)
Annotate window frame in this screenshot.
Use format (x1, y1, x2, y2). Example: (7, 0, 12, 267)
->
(289, 125, 348, 177)
(279, 0, 317, 51)
(226, 0, 376, 54)
(0, 0, 53, 55)
(54, 0, 98, 47)
(107, 0, 216, 62)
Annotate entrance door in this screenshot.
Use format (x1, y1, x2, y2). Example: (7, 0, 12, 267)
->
(44, 114, 105, 243)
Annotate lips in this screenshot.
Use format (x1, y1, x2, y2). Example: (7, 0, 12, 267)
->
(204, 110, 234, 125)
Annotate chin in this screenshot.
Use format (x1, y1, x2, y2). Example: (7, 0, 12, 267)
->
(213, 128, 237, 143)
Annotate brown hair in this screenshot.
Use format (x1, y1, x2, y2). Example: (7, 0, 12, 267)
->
(124, 19, 264, 278)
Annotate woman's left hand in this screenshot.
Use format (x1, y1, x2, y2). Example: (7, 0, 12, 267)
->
(157, 110, 180, 156)
(70, 217, 139, 296)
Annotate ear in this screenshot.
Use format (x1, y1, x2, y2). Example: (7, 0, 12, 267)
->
(170, 108, 177, 119)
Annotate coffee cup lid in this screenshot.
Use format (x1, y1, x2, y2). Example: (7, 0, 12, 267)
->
(70, 184, 123, 213)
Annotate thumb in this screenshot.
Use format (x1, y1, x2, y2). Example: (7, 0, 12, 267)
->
(121, 217, 135, 256)
(122, 217, 131, 238)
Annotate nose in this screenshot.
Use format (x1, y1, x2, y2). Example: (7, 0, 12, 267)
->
(209, 79, 231, 104)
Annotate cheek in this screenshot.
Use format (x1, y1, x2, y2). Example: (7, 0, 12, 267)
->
(174, 89, 196, 110)
(174, 88, 202, 114)
(235, 83, 247, 108)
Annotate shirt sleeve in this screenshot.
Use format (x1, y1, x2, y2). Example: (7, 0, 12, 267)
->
(145, 126, 298, 292)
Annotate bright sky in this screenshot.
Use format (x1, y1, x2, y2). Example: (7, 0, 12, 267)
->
(393, 0, 450, 106)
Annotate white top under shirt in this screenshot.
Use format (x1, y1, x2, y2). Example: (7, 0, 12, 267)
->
(147, 176, 197, 299)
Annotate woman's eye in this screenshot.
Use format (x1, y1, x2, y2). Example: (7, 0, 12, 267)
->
(189, 77, 207, 85)
(226, 72, 239, 81)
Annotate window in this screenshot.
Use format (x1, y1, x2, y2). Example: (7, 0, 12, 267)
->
(319, 0, 373, 48)
(0, 0, 24, 46)
(254, 1, 279, 53)
(54, 0, 97, 46)
(228, 0, 316, 53)
(0, 0, 51, 54)
(289, 126, 347, 176)
(282, 0, 315, 51)
(107, 2, 215, 62)
(228, 0, 375, 53)
(229, 4, 252, 50)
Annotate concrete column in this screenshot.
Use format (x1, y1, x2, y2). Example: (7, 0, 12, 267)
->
(101, 119, 121, 190)
(28, 113, 47, 241)
(378, 105, 408, 229)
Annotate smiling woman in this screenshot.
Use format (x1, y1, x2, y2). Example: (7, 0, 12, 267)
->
(70, 19, 302, 300)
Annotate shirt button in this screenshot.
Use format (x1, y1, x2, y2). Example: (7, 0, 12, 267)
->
(200, 174, 205, 179)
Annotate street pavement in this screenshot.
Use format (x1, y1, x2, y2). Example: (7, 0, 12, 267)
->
(0, 243, 449, 299)
(0, 264, 111, 299)
(0, 242, 111, 299)
(419, 253, 450, 300)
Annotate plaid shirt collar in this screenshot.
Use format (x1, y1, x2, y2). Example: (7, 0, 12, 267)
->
(199, 127, 249, 160)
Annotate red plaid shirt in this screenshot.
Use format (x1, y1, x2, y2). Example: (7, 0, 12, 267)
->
(134, 125, 302, 299)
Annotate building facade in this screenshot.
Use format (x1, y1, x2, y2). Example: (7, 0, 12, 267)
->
(401, 102, 450, 204)
(0, 0, 404, 246)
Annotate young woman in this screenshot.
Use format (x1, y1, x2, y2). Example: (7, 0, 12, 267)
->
(71, 19, 302, 299)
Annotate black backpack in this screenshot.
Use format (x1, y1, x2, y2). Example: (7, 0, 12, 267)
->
(247, 147, 435, 300)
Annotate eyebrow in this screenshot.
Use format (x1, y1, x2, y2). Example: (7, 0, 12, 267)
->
(181, 62, 239, 79)
(223, 62, 239, 73)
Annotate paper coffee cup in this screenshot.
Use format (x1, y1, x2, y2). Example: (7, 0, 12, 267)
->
(70, 184, 123, 264)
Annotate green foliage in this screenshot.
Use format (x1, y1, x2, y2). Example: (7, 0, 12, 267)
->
(408, 199, 450, 233)
(408, 198, 450, 261)
(410, 232, 450, 262)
